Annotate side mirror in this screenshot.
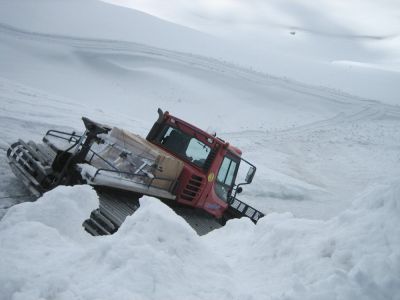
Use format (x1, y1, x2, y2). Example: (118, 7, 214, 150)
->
(236, 186, 243, 194)
(245, 166, 256, 183)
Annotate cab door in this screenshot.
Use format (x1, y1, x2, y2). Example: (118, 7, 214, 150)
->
(214, 155, 240, 202)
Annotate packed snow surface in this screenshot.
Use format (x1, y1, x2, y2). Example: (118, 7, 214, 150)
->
(1, 0, 400, 299)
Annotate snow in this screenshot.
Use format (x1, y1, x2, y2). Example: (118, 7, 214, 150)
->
(0, 0, 400, 299)
(0, 186, 234, 300)
(206, 182, 400, 299)
(1, 183, 399, 300)
(231, 105, 400, 219)
(2, 0, 400, 106)
(0, 0, 219, 55)
(104, 0, 400, 105)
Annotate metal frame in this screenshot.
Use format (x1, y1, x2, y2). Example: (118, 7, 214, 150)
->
(43, 128, 178, 195)
(90, 168, 178, 193)
(232, 156, 257, 200)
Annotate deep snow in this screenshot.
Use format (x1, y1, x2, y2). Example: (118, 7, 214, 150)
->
(1, 183, 399, 300)
(1, 0, 400, 299)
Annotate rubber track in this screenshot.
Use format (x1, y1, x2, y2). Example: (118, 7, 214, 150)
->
(83, 187, 222, 236)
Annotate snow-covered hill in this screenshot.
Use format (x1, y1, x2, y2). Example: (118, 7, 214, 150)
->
(3, 0, 400, 105)
(0, 1, 399, 299)
(106, 0, 400, 105)
(0, 0, 220, 55)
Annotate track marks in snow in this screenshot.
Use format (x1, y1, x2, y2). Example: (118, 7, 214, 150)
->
(223, 103, 400, 219)
(0, 21, 373, 105)
(1, 22, 399, 221)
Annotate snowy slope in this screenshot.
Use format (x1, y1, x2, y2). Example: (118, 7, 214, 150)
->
(2, 0, 400, 105)
(0, 0, 221, 55)
(0, 19, 380, 134)
(0, 1, 400, 299)
(105, 0, 400, 105)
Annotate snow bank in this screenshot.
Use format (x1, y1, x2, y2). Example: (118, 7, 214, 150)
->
(0, 183, 399, 299)
(0, 186, 232, 300)
(0, 185, 98, 242)
(206, 182, 400, 299)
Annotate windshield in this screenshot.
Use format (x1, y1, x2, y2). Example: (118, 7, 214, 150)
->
(157, 126, 211, 168)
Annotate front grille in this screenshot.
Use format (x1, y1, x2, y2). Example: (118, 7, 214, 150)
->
(181, 175, 203, 201)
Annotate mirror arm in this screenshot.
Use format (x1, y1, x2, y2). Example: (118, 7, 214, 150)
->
(232, 182, 249, 200)
(230, 157, 257, 201)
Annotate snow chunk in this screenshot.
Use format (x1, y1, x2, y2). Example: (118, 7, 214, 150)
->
(0, 189, 233, 300)
(0, 185, 98, 242)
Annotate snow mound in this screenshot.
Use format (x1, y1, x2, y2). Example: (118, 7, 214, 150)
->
(0, 185, 98, 242)
(206, 182, 400, 299)
(0, 187, 232, 300)
(0, 183, 399, 299)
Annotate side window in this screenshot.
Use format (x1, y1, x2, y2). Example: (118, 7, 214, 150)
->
(215, 156, 238, 201)
(217, 157, 230, 182)
(217, 157, 237, 186)
(159, 127, 188, 156)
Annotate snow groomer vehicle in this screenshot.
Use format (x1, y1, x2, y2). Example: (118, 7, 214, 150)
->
(7, 109, 264, 235)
